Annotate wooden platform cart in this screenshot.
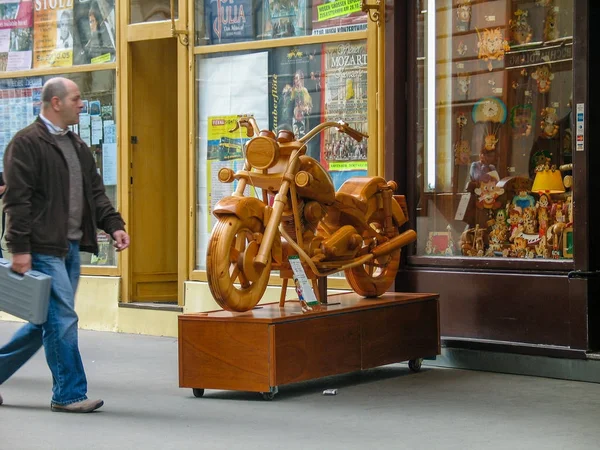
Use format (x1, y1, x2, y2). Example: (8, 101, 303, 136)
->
(178, 292, 440, 400)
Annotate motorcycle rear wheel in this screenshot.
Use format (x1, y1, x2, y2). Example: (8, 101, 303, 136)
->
(345, 213, 401, 297)
(207, 216, 272, 312)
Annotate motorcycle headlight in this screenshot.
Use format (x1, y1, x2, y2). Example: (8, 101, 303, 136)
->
(245, 136, 280, 170)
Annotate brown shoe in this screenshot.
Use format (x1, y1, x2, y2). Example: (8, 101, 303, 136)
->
(51, 398, 104, 413)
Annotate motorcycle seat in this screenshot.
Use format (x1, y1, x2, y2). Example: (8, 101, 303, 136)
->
(334, 191, 368, 214)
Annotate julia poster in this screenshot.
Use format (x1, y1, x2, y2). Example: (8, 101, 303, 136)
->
(0, 0, 34, 72)
(33, 0, 73, 68)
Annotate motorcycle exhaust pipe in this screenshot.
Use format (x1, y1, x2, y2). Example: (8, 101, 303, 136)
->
(371, 230, 417, 258)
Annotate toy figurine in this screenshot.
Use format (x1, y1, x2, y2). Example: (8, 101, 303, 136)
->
(544, 7, 558, 41)
(510, 104, 535, 137)
(531, 65, 554, 94)
(540, 107, 559, 138)
(456, 0, 472, 31)
(536, 193, 551, 236)
(507, 204, 524, 237)
(475, 170, 504, 209)
(476, 28, 510, 71)
(510, 10, 533, 45)
(512, 190, 536, 210)
(522, 206, 538, 235)
(457, 74, 471, 97)
(454, 112, 471, 165)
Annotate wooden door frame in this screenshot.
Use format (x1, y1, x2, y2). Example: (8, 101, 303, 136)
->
(118, 0, 190, 305)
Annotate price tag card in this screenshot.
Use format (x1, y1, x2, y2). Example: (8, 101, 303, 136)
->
(289, 256, 319, 305)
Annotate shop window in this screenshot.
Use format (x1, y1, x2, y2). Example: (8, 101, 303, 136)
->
(195, 40, 369, 269)
(194, 0, 367, 46)
(0, 0, 116, 71)
(0, 70, 118, 266)
(130, 0, 176, 24)
(415, 0, 573, 260)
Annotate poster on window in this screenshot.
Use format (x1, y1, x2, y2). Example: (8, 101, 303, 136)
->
(73, 0, 116, 65)
(206, 115, 254, 230)
(0, 0, 34, 72)
(205, 0, 255, 45)
(261, 0, 308, 39)
(320, 41, 367, 189)
(311, 0, 366, 36)
(0, 76, 42, 172)
(32, 0, 115, 68)
(196, 51, 269, 267)
(32, 0, 73, 68)
(269, 44, 322, 160)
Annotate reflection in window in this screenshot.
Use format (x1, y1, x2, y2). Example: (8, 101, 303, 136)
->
(195, 41, 368, 269)
(195, 0, 367, 46)
(0, 70, 118, 266)
(130, 0, 175, 24)
(416, 0, 573, 260)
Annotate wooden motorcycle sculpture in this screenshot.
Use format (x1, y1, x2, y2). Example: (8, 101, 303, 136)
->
(207, 117, 417, 312)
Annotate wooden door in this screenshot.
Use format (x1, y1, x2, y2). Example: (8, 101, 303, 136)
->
(129, 38, 178, 302)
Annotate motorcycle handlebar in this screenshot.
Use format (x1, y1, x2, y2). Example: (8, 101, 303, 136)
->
(229, 116, 260, 137)
(298, 120, 369, 144)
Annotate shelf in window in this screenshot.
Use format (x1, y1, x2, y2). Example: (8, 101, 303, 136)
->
(408, 255, 573, 272)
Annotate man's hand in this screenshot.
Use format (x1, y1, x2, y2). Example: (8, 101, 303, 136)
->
(112, 230, 130, 252)
(11, 253, 31, 274)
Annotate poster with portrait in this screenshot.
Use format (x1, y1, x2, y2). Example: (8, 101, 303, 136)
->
(269, 44, 322, 160)
(32, 1, 73, 68)
(0, 0, 34, 72)
(320, 41, 368, 189)
(73, 0, 115, 65)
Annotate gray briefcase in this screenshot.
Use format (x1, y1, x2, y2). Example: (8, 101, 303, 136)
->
(0, 258, 52, 325)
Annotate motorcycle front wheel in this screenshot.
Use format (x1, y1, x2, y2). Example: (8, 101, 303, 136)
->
(207, 216, 272, 312)
(344, 212, 401, 298)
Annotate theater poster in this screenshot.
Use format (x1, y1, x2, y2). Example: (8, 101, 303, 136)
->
(33, 0, 73, 68)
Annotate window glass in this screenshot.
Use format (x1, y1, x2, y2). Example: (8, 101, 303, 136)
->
(194, 0, 367, 46)
(0, 70, 118, 266)
(416, 0, 573, 260)
(130, 0, 176, 24)
(0, 0, 116, 71)
(195, 41, 368, 269)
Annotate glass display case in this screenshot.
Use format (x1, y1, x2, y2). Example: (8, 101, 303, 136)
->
(416, 0, 574, 261)
(398, 0, 596, 356)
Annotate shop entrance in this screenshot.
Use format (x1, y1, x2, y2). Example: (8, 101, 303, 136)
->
(128, 38, 178, 302)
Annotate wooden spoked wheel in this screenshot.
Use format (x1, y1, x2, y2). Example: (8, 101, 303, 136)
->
(207, 216, 272, 312)
(345, 213, 401, 297)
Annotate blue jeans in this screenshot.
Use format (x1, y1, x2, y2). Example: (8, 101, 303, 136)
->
(0, 241, 88, 405)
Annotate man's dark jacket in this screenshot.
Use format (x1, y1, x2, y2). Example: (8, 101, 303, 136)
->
(2, 117, 125, 257)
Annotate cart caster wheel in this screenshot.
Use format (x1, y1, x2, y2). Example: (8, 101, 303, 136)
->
(408, 358, 423, 373)
(192, 388, 205, 398)
(261, 392, 276, 401)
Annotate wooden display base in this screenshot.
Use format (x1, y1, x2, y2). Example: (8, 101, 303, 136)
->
(178, 292, 440, 399)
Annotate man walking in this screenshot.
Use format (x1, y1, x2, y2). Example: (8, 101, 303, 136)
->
(0, 77, 129, 412)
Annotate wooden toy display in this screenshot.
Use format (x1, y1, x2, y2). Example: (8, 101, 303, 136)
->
(206, 117, 417, 312)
